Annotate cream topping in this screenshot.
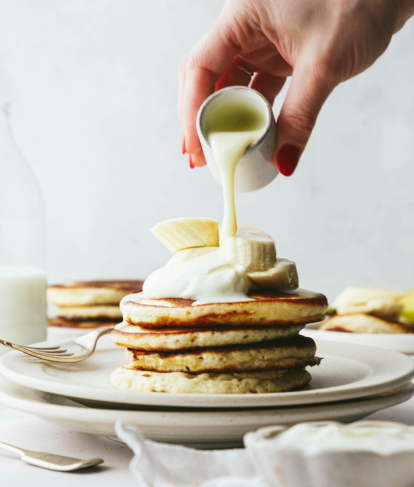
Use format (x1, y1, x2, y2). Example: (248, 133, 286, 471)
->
(268, 422, 414, 454)
(142, 250, 253, 306)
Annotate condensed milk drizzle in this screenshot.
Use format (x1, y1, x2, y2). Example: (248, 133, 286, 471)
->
(205, 97, 267, 236)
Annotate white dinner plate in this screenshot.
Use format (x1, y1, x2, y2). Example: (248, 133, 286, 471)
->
(303, 325, 414, 354)
(0, 378, 412, 447)
(1, 337, 413, 409)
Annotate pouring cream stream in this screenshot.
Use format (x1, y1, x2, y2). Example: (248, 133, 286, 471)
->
(204, 97, 267, 236)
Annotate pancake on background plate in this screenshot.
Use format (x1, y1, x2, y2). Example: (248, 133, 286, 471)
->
(47, 280, 143, 331)
(48, 318, 119, 330)
(55, 305, 122, 320)
(320, 313, 414, 334)
(321, 286, 414, 334)
(48, 280, 144, 306)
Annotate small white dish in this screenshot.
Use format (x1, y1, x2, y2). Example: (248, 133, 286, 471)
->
(0, 379, 412, 447)
(245, 420, 414, 487)
(1, 337, 413, 409)
(304, 324, 414, 354)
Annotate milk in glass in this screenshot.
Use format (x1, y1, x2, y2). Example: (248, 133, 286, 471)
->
(0, 102, 47, 355)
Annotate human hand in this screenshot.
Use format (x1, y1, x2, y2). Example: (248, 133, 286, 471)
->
(179, 0, 414, 175)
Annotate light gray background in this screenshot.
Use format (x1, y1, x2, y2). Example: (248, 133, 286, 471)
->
(0, 0, 413, 303)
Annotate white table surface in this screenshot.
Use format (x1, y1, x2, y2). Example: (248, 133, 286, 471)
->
(1, 395, 414, 487)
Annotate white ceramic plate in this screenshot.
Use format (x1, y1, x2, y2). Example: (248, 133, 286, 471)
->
(1, 337, 413, 409)
(304, 325, 414, 354)
(0, 378, 412, 448)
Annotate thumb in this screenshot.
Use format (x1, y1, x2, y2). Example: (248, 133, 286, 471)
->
(273, 62, 336, 176)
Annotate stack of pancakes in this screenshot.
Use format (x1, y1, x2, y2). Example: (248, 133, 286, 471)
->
(110, 290, 328, 394)
(47, 280, 143, 330)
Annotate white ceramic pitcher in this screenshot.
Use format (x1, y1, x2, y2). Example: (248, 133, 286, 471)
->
(196, 86, 278, 193)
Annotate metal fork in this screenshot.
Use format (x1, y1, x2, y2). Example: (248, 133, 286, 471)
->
(0, 440, 104, 471)
(0, 326, 114, 363)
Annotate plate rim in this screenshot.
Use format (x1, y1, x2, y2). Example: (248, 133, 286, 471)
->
(304, 328, 414, 353)
(0, 378, 412, 423)
(1, 339, 414, 409)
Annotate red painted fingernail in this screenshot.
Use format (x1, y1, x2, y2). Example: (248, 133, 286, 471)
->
(182, 136, 186, 155)
(188, 154, 194, 169)
(276, 145, 301, 176)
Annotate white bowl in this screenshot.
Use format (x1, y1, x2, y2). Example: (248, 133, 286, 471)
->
(244, 421, 414, 487)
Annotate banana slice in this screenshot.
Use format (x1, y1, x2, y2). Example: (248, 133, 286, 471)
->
(333, 286, 406, 321)
(167, 247, 218, 265)
(247, 258, 299, 290)
(400, 290, 414, 324)
(368, 299, 404, 321)
(151, 217, 219, 253)
(220, 225, 276, 272)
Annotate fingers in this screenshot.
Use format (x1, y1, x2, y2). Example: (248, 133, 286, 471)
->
(250, 72, 286, 105)
(185, 61, 252, 168)
(273, 62, 337, 176)
(215, 63, 252, 91)
(190, 150, 207, 168)
(180, 22, 238, 157)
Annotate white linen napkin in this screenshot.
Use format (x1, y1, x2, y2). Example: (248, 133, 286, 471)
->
(116, 422, 267, 487)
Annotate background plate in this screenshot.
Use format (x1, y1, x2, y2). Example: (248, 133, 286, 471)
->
(0, 379, 412, 447)
(1, 337, 413, 409)
(304, 325, 414, 354)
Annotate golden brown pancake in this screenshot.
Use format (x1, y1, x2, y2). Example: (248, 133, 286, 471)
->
(121, 289, 328, 328)
(55, 305, 122, 320)
(125, 335, 320, 373)
(48, 318, 118, 329)
(320, 313, 414, 334)
(47, 280, 144, 306)
(110, 367, 312, 394)
(111, 323, 305, 351)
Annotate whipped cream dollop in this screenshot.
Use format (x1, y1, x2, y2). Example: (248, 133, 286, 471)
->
(138, 224, 299, 306)
(268, 422, 414, 454)
(142, 250, 254, 306)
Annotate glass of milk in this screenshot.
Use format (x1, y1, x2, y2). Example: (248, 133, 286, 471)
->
(0, 101, 47, 356)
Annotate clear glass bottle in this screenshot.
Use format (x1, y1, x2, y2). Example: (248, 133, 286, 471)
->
(0, 101, 47, 355)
